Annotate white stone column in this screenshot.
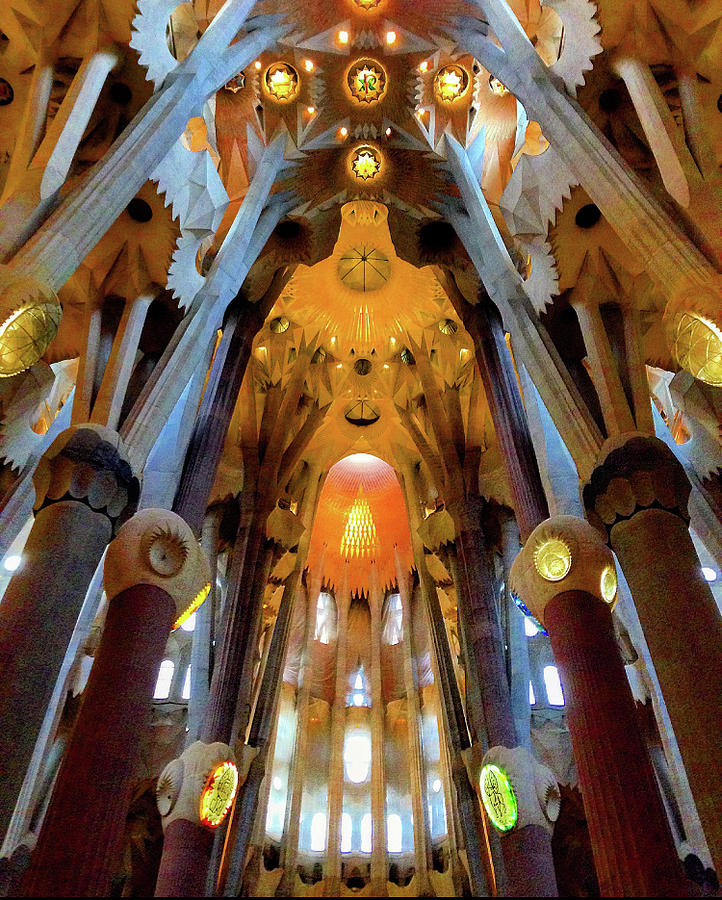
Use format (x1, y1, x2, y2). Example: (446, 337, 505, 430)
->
(369, 563, 387, 896)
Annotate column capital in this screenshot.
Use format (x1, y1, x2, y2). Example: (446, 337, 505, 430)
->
(104, 508, 211, 631)
(582, 432, 691, 538)
(32, 423, 139, 530)
(510, 515, 617, 631)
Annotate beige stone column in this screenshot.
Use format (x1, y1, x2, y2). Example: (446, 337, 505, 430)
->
(277, 555, 326, 896)
(369, 563, 388, 896)
(583, 433, 722, 873)
(394, 550, 434, 894)
(324, 563, 350, 896)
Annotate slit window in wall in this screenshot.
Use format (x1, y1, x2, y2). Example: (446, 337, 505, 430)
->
(310, 812, 327, 852)
(544, 665, 564, 706)
(182, 665, 191, 700)
(529, 681, 536, 705)
(154, 659, 174, 700)
(344, 731, 372, 783)
(387, 813, 402, 853)
(341, 813, 352, 853)
(383, 593, 403, 645)
(360, 813, 373, 853)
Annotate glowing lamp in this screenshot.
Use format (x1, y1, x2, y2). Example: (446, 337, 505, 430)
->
(666, 311, 722, 387)
(348, 59, 387, 104)
(419, 61, 429, 73)
(304, 59, 314, 72)
(702, 566, 717, 582)
(600, 565, 617, 604)
(3, 554, 21, 572)
(254, 60, 262, 70)
(339, 30, 349, 44)
(386, 30, 396, 45)
(480, 764, 518, 833)
(534, 537, 572, 582)
(172, 581, 211, 632)
(0, 277, 62, 378)
(434, 65, 470, 102)
(339, 127, 348, 138)
(351, 146, 382, 180)
(199, 760, 239, 829)
(265, 63, 300, 102)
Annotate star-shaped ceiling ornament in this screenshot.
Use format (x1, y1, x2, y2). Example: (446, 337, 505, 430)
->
(434, 64, 470, 103)
(352, 146, 382, 180)
(348, 60, 387, 104)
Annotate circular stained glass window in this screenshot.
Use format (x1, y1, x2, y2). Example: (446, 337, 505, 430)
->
(265, 63, 299, 102)
(480, 764, 518, 833)
(338, 246, 390, 292)
(199, 761, 239, 829)
(435, 65, 470, 102)
(348, 59, 387, 104)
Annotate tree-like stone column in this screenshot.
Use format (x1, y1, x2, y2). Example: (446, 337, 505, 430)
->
(510, 515, 685, 896)
(21, 509, 210, 897)
(583, 433, 722, 874)
(0, 424, 138, 846)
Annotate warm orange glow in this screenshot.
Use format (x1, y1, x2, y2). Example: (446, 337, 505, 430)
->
(419, 60, 429, 73)
(339, 30, 349, 44)
(254, 60, 262, 70)
(386, 30, 396, 45)
(265, 63, 300, 101)
(304, 59, 315, 72)
(307, 106, 316, 114)
(340, 486, 378, 559)
(340, 126, 349, 138)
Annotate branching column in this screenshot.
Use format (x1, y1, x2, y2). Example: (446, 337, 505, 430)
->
(583, 434, 722, 873)
(23, 509, 210, 897)
(394, 550, 434, 895)
(0, 424, 138, 846)
(369, 563, 388, 896)
(324, 564, 350, 896)
(511, 516, 685, 896)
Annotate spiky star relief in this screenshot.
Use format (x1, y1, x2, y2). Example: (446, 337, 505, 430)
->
(265, 63, 300, 102)
(352, 147, 382, 180)
(434, 65, 469, 102)
(348, 60, 387, 104)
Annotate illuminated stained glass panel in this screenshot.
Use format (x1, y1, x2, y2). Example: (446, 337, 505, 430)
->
(480, 764, 518, 833)
(348, 59, 387, 104)
(340, 486, 378, 558)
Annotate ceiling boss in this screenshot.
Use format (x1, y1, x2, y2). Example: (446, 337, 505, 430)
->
(347, 59, 388, 104)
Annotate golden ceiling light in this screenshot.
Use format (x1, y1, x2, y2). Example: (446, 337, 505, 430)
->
(666, 311, 722, 387)
(0, 276, 62, 378)
(351, 145, 382, 180)
(338, 30, 349, 44)
(265, 62, 300, 102)
(354, 0, 382, 8)
(419, 60, 429, 73)
(385, 30, 396, 45)
(254, 60, 262, 70)
(347, 59, 387, 104)
(304, 59, 314, 72)
(338, 246, 390, 292)
(435, 64, 470, 102)
(339, 126, 349, 138)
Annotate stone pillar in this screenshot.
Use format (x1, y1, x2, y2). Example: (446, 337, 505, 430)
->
(186, 505, 223, 745)
(277, 557, 325, 896)
(154, 742, 240, 898)
(583, 434, 722, 873)
(510, 515, 685, 896)
(451, 497, 559, 896)
(324, 565, 350, 896)
(369, 564, 387, 896)
(499, 512, 532, 750)
(21, 509, 210, 896)
(0, 424, 138, 846)
(394, 551, 434, 895)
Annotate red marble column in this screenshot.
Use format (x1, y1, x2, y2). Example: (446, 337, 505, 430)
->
(545, 589, 685, 896)
(21, 585, 175, 897)
(155, 819, 215, 898)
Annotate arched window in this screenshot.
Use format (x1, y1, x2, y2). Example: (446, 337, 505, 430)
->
(360, 813, 373, 853)
(383, 593, 403, 645)
(341, 813, 353, 853)
(346, 667, 370, 708)
(387, 813, 402, 853)
(543, 665, 565, 706)
(344, 731, 372, 784)
(310, 813, 327, 852)
(154, 659, 174, 700)
(182, 665, 191, 700)
(314, 592, 335, 644)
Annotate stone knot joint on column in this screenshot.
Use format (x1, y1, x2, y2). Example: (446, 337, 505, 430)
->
(104, 508, 211, 630)
(510, 515, 617, 630)
(582, 433, 691, 539)
(32, 423, 139, 531)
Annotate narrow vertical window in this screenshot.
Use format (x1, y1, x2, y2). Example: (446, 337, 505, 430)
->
(154, 659, 174, 700)
(182, 665, 191, 700)
(387, 813, 402, 852)
(360, 813, 372, 853)
(543, 665, 564, 706)
(341, 812, 352, 853)
(310, 812, 327, 852)
(529, 680, 536, 706)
